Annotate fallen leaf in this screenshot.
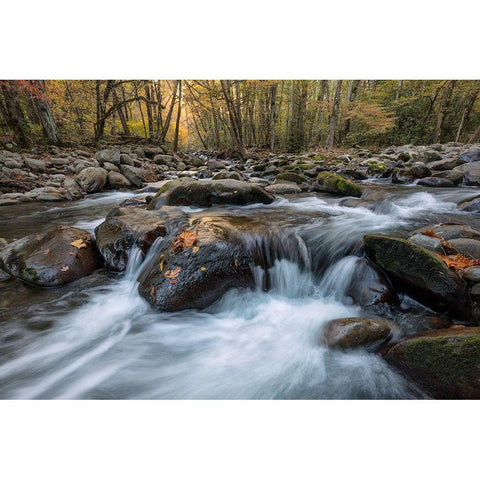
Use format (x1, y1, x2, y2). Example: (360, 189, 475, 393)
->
(60, 266, 69, 272)
(70, 239, 87, 249)
(192, 246, 200, 253)
(69, 251, 76, 255)
(433, 252, 480, 271)
(421, 230, 440, 238)
(234, 258, 239, 267)
(164, 266, 181, 279)
(43, 249, 50, 255)
(169, 279, 179, 285)
(150, 286, 155, 297)
(35, 236, 42, 241)
(200, 266, 206, 272)
(171, 229, 199, 253)
(159, 254, 164, 272)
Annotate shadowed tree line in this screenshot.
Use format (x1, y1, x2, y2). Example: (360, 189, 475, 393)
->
(1, 80, 479, 151)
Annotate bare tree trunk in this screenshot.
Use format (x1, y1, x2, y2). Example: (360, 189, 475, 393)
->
(395, 80, 403, 101)
(469, 124, 480, 143)
(173, 81, 182, 152)
(95, 80, 113, 142)
(456, 84, 479, 142)
(144, 81, 154, 138)
(161, 80, 178, 143)
(342, 80, 359, 142)
(325, 80, 343, 149)
(269, 82, 277, 150)
(30, 80, 61, 145)
(434, 80, 456, 143)
(112, 85, 131, 136)
(0, 82, 30, 147)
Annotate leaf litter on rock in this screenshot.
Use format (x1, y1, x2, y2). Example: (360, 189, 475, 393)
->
(171, 229, 199, 254)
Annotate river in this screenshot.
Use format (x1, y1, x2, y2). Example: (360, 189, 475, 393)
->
(1, 183, 479, 399)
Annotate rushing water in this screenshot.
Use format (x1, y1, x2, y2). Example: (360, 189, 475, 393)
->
(1, 184, 479, 399)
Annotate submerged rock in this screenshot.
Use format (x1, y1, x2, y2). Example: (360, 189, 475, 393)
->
(417, 177, 455, 187)
(383, 327, 480, 399)
(0, 225, 99, 286)
(363, 235, 470, 321)
(147, 179, 274, 209)
(315, 171, 362, 197)
(319, 317, 398, 350)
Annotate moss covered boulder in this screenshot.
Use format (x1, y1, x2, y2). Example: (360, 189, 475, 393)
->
(0, 225, 100, 286)
(147, 179, 274, 209)
(315, 171, 362, 197)
(383, 327, 480, 399)
(363, 235, 470, 321)
(274, 171, 308, 185)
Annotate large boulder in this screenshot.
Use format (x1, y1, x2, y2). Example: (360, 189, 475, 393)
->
(107, 171, 132, 189)
(138, 217, 254, 311)
(459, 147, 480, 163)
(429, 157, 464, 171)
(363, 235, 469, 320)
(315, 171, 362, 197)
(383, 327, 480, 399)
(76, 167, 108, 193)
(147, 179, 275, 209)
(212, 170, 244, 181)
(410, 223, 480, 241)
(417, 176, 455, 187)
(119, 164, 143, 188)
(96, 149, 121, 166)
(319, 317, 398, 350)
(24, 158, 46, 172)
(458, 195, 480, 213)
(274, 172, 308, 185)
(0, 225, 99, 286)
(407, 163, 432, 178)
(461, 162, 480, 186)
(94, 206, 179, 271)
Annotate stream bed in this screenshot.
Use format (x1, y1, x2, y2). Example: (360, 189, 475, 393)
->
(1, 183, 479, 399)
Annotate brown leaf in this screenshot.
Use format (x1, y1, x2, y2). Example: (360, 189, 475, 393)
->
(421, 230, 440, 238)
(192, 246, 200, 253)
(164, 266, 181, 279)
(70, 239, 87, 249)
(60, 266, 69, 272)
(35, 235, 42, 241)
(43, 249, 50, 255)
(433, 252, 480, 271)
(171, 229, 199, 253)
(150, 286, 155, 297)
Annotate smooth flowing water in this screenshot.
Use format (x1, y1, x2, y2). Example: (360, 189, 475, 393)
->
(1, 184, 479, 399)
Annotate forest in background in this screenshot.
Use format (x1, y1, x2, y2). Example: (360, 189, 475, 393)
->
(1, 80, 479, 152)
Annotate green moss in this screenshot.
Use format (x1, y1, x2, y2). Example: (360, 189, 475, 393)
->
(20, 267, 39, 283)
(367, 163, 389, 175)
(401, 335, 480, 383)
(316, 171, 362, 197)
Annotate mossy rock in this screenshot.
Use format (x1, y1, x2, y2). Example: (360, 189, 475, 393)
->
(383, 327, 480, 398)
(363, 235, 471, 321)
(316, 171, 362, 197)
(274, 172, 308, 185)
(367, 162, 389, 175)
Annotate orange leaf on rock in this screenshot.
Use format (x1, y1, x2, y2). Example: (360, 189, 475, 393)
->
(70, 239, 87, 249)
(433, 252, 480, 271)
(421, 230, 440, 238)
(164, 266, 181, 279)
(171, 229, 199, 253)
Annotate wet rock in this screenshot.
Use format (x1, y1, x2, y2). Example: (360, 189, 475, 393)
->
(0, 225, 100, 287)
(315, 171, 362, 197)
(108, 171, 132, 189)
(147, 179, 275, 209)
(459, 147, 480, 163)
(94, 206, 176, 271)
(120, 153, 135, 166)
(96, 149, 121, 166)
(408, 233, 443, 253)
(411, 223, 480, 241)
(429, 157, 464, 171)
(431, 169, 464, 184)
(212, 171, 244, 181)
(392, 168, 414, 184)
(461, 267, 480, 282)
(458, 195, 480, 213)
(462, 162, 480, 186)
(76, 167, 108, 193)
(417, 177, 455, 187)
(207, 159, 225, 170)
(383, 327, 480, 399)
(363, 235, 470, 320)
(319, 317, 398, 350)
(449, 238, 480, 259)
(138, 217, 254, 311)
(103, 161, 120, 172)
(407, 163, 432, 178)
